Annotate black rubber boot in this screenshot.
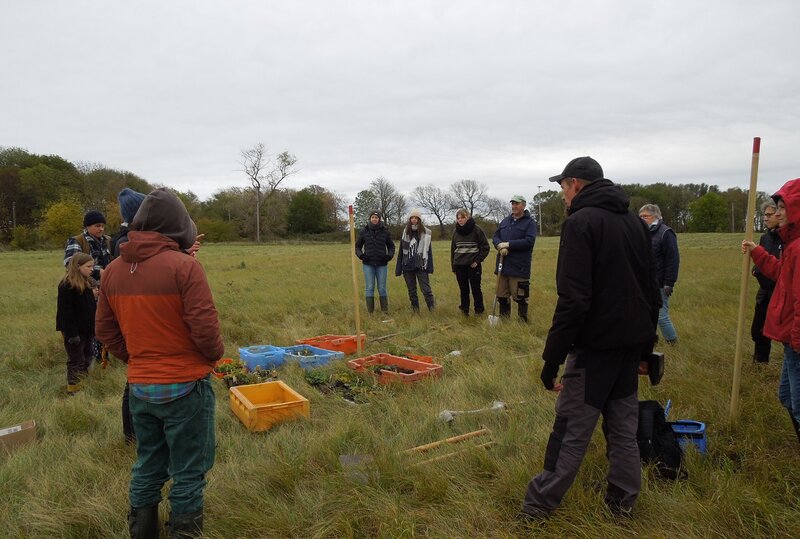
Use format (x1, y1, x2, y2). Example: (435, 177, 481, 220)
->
(379, 296, 388, 313)
(498, 298, 511, 318)
(516, 300, 528, 323)
(790, 410, 800, 446)
(366, 297, 375, 314)
(166, 509, 203, 538)
(128, 505, 159, 539)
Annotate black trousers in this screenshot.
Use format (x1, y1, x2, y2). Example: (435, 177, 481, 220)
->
(63, 332, 93, 385)
(454, 264, 484, 314)
(751, 291, 772, 362)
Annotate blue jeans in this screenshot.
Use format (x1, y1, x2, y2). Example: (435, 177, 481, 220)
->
(780, 345, 800, 423)
(363, 264, 388, 297)
(658, 289, 678, 342)
(129, 377, 216, 514)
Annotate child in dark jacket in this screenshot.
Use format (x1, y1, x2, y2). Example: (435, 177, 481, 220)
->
(56, 252, 97, 395)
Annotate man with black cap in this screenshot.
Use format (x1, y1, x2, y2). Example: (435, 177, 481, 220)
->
(520, 156, 660, 519)
(64, 210, 112, 282)
(492, 195, 538, 322)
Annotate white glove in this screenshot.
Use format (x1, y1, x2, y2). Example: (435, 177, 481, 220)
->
(497, 242, 510, 250)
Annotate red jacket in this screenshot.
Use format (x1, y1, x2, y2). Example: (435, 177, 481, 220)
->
(751, 178, 800, 349)
(96, 230, 224, 383)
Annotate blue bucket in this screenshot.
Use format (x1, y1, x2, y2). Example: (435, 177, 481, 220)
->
(671, 420, 707, 454)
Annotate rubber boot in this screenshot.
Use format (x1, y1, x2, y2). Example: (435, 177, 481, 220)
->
(379, 296, 388, 313)
(166, 509, 203, 538)
(366, 296, 375, 314)
(128, 505, 159, 539)
(790, 410, 800, 446)
(498, 298, 511, 318)
(516, 301, 528, 323)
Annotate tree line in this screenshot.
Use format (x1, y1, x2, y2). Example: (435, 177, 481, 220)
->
(0, 145, 771, 249)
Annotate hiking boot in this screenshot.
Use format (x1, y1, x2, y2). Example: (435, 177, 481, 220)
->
(166, 509, 203, 538)
(128, 505, 159, 539)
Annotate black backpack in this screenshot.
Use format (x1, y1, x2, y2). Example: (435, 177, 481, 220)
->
(637, 400, 686, 480)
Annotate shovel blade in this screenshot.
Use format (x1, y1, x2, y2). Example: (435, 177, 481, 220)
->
(487, 315, 500, 326)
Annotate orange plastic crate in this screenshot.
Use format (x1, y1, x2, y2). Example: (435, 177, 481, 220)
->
(295, 334, 366, 355)
(347, 353, 442, 384)
(229, 381, 310, 432)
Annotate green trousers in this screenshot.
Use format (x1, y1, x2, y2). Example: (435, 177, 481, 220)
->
(129, 377, 216, 514)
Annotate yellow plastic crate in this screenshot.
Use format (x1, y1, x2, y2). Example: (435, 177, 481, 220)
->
(229, 380, 310, 432)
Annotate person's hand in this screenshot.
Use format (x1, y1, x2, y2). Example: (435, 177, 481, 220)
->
(67, 335, 80, 345)
(663, 285, 673, 297)
(540, 362, 561, 391)
(497, 242, 510, 250)
(741, 239, 756, 254)
(187, 234, 205, 257)
(638, 361, 649, 375)
(499, 248, 508, 257)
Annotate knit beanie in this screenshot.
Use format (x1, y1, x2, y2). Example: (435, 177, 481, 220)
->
(118, 188, 147, 223)
(369, 210, 382, 220)
(83, 210, 106, 227)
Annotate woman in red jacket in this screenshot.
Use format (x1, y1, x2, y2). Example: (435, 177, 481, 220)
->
(743, 177, 800, 446)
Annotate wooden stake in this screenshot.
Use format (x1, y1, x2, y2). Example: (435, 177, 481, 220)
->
(349, 206, 362, 354)
(730, 137, 761, 420)
(403, 428, 490, 454)
(411, 442, 496, 467)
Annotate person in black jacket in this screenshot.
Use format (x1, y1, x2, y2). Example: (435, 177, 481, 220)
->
(451, 209, 490, 316)
(355, 210, 395, 313)
(492, 195, 537, 322)
(639, 204, 680, 343)
(111, 188, 146, 258)
(56, 252, 97, 395)
(751, 200, 783, 362)
(521, 157, 661, 519)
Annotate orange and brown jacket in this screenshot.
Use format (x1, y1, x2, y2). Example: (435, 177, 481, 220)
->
(95, 189, 223, 383)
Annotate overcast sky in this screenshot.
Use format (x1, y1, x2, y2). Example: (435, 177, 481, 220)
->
(3, 1, 798, 205)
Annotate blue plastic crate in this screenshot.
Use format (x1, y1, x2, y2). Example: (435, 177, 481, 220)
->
(239, 345, 285, 370)
(672, 420, 707, 454)
(282, 344, 345, 369)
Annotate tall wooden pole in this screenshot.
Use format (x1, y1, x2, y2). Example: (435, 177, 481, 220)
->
(730, 137, 761, 420)
(349, 206, 363, 354)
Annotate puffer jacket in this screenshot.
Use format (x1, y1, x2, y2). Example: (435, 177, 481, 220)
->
(355, 223, 395, 266)
(750, 178, 800, 349)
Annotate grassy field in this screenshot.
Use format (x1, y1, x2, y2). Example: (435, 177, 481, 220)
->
(0, 234, 798, 538)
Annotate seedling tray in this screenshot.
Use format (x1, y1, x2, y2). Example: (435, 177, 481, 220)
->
(295, 334, 366, 355)
(282, 344, 345, 369)
(229, 380, 310, 432)
(348, 353, 442, 384)
(239, 345, 285, 370)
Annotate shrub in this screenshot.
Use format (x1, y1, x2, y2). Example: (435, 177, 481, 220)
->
(10, 225, 40, 250)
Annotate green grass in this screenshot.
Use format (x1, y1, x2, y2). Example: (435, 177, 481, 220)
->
(1, 235, 799, 538)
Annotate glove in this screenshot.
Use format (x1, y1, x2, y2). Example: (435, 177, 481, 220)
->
(663, 285, 673, 297)
(540, 362, 560, 390)
(499, 248, 509, 257)
(497, 242, 510, 250)
(67, 335, 81, 345)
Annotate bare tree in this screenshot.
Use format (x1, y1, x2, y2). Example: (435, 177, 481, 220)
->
(240, 143, 297, 242)
(370, 177, 406, 226)
(412, 184, 454, 238)
(450, 179, 489, 218)
(484, 196, 509, 224)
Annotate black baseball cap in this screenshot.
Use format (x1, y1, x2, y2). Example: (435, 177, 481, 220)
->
(549, 156, 604, 183)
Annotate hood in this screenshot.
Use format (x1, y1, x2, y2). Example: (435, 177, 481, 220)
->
(568, 179, 630, 216)
(774, 178, 800, 244)
(130, 188, 197, 250)
(120, 231, 181, 263)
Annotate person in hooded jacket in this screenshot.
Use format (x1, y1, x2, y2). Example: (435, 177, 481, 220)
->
(396, 209, 435, 312)
(749, 200, 782, 363)
(451, 208, 490, 316)
(96, 188, 224, 538)
(492, 195, 538, 322)
(521, 157, 660, 520)
(355, 210, 395, 314)
(743, 178, 800, 447)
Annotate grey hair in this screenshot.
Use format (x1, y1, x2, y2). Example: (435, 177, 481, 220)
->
(638, 204, 662, 219)
(761, 200, 777, 212)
